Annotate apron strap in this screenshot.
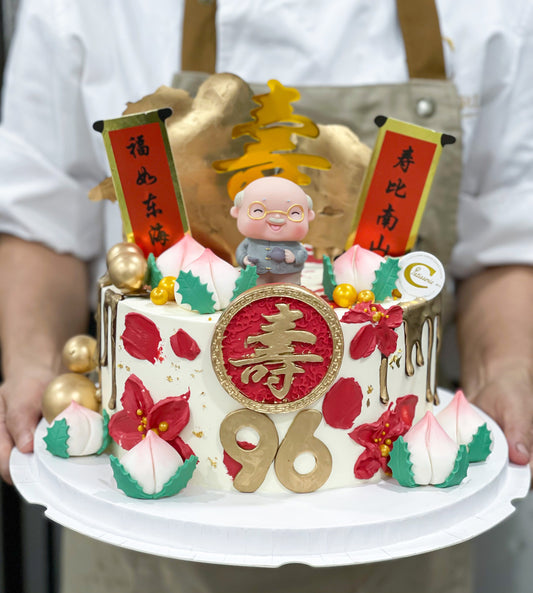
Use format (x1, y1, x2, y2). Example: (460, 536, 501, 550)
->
(181, 0, 446, 79)
(181, 0, 217, 73)
(396, 0, 446, 79)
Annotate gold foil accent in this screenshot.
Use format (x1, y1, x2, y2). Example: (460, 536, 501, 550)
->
(100, 288, 124, 410)
(401, 297, 442, 403)
(211, 284, 343, 414)
(220, 409, 279, 492)
(379, 354, 390, 405)
(274, 409, 332, 493)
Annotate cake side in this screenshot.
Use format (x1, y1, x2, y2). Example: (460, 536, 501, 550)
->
(98, 277, 440, 493)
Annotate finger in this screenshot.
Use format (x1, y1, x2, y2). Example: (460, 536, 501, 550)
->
(500, 407, 532, 466)
(0, 401, 15, 484)
(6, 397, 41, 455)
(471, 382, 533, 466)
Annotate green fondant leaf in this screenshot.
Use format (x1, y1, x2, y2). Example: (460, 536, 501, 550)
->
(147, 253, 163, 289)
(97, 410, 112, 455)
(110, 455, 198, 499)
(322, 255, 337, 301)
(44, 418, 70, 458)
(467, 423, 492, 463)
(176, 270, 216, 314)
(372, 258, 401, 302)
(388, 436, 418, 487)
(231, 266, 258, 301)
(435, 445, 469, 488)
(158, 455, 198, 498)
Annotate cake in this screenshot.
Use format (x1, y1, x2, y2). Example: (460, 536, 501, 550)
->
(96, 242, 441, 494)
(42, 76, 492, 499)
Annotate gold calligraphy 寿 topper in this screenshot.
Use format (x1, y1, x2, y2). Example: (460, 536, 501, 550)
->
(230, 303, 323, 400)
(211, 284, 343, 414)
(213, 79, 331, 198)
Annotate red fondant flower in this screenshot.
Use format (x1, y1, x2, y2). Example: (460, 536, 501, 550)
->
(342, 303, 403, 359)
(349, 394, 418, 479)
(108, 374, 194, 460)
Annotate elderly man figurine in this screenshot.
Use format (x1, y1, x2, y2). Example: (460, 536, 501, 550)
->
(230, 177, 316, 285)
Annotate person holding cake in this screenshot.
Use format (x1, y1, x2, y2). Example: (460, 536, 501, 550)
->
(0, 0, 533, 592)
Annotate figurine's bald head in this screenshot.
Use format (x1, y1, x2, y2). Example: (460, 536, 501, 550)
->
(231, 177, 315, 242)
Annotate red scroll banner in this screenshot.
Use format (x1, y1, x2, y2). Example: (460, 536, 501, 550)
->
(93, 109, 189, 257)
(346, 116, 455, 257)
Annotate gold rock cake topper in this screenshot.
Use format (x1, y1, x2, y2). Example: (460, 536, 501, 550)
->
(213, 79, 331, 199)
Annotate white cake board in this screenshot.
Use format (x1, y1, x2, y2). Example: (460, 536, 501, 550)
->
(10, 390, 530, 567)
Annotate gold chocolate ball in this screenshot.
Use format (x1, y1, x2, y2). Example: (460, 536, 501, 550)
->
(357, 289, 375, 304)
(158, 276, 177, 301)
(332, 283, 358, 308)
(150, 286, 168, 305)
(62, 335, 97, 373)
(107, 243, 147, 293)
(42, 373, 99, 423)
(106, 242, 143, 267)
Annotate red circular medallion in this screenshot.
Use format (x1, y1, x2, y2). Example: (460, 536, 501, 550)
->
(211, 284, 343, 413)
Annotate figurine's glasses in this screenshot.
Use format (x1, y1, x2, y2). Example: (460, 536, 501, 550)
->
(247, 201, 305, 222)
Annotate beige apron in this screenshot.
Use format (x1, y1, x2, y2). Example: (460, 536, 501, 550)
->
(62, 1, 470, 592)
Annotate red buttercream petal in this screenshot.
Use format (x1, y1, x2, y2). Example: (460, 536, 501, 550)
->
(322, 377, 363, 429)
(384, 305, 403, 328)
(394, 394, 418, 429)
(375, 325, 398, 357)
(108, 411, 143, 450)
(121, 313, 162, 364)
(170, 329, 201, 361)
(349, 324, 377, 359)
(120, 374, 154, 418)
(148, 392, 191, 439)
(341, 306, 372, 324)
(348, 419, 382, 446)
(354, 450, 382, 480)
(223, 441, 256, 480)
(171, 435, 196, 460)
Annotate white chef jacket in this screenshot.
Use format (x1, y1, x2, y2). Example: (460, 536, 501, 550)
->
(1, 0, 533, 282)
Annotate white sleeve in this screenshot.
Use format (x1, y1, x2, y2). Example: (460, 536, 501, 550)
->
(0, 0, 105, 261)
(450, 3, 533, 278)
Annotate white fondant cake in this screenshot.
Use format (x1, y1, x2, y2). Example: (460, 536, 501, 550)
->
(98, 260, 441, 494)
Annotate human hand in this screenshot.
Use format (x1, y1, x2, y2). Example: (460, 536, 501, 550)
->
(0, 369, 54, 484)
(457, 266, 533, 473)
(467, 361, 533, 468)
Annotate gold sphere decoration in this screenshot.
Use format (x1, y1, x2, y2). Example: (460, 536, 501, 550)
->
(158, 276, 176, 301)
(106, 242, 144, 267)
(42, 373, 99, 423)
(332, 283, 358, 308)
(107, 242, 147, 293)
(150, 286, 168, 306)
(62, 335, 98, 373)
(357, 289, 375, 304)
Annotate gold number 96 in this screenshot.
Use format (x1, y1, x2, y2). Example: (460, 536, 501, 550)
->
(220, 408, 332, 493)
